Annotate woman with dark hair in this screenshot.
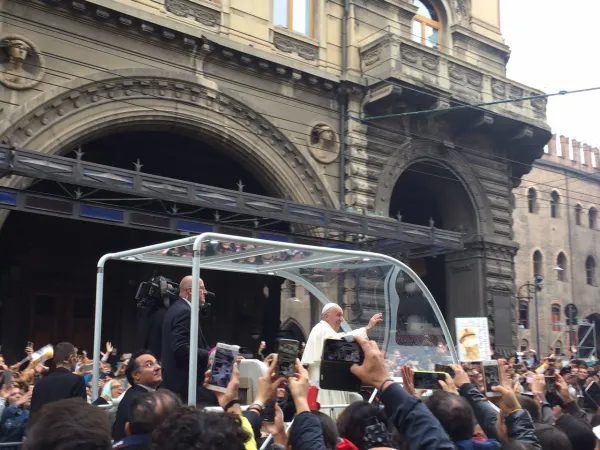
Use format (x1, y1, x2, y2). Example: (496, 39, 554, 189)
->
(554, 414, 595, 450)
(310, 412, 338, 450)
(336, 401, 394, 450)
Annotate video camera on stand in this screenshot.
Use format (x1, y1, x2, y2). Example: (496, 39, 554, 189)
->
(135, 274, 214, 316)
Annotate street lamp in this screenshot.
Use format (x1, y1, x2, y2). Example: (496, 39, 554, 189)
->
(517, 275, 544, 355)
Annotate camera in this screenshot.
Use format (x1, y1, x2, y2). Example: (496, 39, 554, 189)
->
(135, 275, 179, 309)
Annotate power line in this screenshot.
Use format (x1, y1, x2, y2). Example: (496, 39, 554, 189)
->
(3, 17, 600, 207)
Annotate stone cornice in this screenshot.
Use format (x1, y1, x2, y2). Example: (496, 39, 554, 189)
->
(16, 0, 354, 94)
(535, 159, 600, 184)
(451, 25, 511, 63)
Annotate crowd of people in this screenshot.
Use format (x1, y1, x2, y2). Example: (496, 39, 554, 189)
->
(0, 333, 598, 450)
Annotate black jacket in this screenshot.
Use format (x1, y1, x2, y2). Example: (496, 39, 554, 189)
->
(161, 297, 216, 405)
(29, 367, 86, 426)
(139, 306, 167, 361)
(459, 383, 541, 449)
(112, 385, 148, 441)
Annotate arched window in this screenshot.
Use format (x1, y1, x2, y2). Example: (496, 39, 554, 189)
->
(552, 304, 561, 331)
(586, 256, 596, 286)
(590, 207, 597, 229)
(533, 250, 543, 277)
(273, 0, 316, 38)
(550, 191, 559, 218)
(554, 340, 563, 356)
(557, 253, 567, 281)
(519, 301, 529, 329)
(528, 188, 537, 214)
(520, 339, 529, 352)
(575, 204, 582, 225)
(412, 1, 442, 49)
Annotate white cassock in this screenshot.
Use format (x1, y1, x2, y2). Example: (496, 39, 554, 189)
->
(301, 319, 368, 418)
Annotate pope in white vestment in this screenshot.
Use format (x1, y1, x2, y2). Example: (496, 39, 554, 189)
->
(301, 303, 383, 418)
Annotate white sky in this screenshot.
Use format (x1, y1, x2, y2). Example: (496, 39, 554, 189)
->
(500, 0, 600, 148)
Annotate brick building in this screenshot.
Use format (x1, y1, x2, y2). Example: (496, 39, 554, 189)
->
(514, 134, 600, 356)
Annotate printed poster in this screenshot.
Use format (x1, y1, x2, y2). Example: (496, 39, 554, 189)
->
(455, 317, 491, 362)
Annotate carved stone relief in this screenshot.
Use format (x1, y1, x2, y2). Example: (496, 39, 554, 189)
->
(0, 35, 45, 90)
(273, 32, 318, 61)
(164, 0, 220, 27)
(400, 44, 440, 72)
(308, 123, 340, 164)
(362, 45, 381, 67)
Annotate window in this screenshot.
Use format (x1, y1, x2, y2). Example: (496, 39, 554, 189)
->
(528, 188, 537, 213)
(533, 250, 543, 277)
(586, 256, 596, 286)
(412, 1, 442, 49)
(520, 339, 529, 352)
(519, 301, 529, 329)
(274, 0, 316, 38)
(550, 191, 559, 218)
(552, 304, 561, 331)
(575, 204, 582, 225)
(590, 207, 597, 229)
(557, 252, 567, 281)
(555, 340, 563, 356)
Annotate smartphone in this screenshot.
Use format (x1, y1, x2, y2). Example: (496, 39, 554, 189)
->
(262, 397, 276, 423)
(545, 375, 556, 394)
(585, 381, 600, 408)
(276, 339, 299, 377)
(26, 341, 34, 349)
(81, 362, 94, 372)
(3, 370, 12, 387)
(122, 353, 132, 361)
(413, 371, 446, 390)
(435, 364, 455, 377)
(111, 347, 117, 356)
(320, 339, 364, 392)
(482, 360, 501, 397)
(207, 343, 240, 393)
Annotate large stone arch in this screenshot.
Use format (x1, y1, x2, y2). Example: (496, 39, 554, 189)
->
(0, 68, 337, 209)
(374, 140, 493, 237)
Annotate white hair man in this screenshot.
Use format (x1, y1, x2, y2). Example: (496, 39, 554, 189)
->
(301, 303, 383, 417)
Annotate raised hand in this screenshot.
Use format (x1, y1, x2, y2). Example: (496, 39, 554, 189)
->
(349, 336, 389, 389)
(289, 359, 310, 413)
(366, 313, 384, 331)
(255, 355, 285, 404)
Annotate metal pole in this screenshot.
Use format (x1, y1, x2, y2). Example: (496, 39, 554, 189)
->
(92, 254, 113, 402)
(338, 0, 349, 209)
(534, 283, 541, 356)
(188, 244, 201, 406)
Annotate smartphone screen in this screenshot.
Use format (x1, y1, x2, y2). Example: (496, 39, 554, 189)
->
(3, 370, 12, 387)
(82, 363, 93, 372)
(413, 371, 446, 390)
(483, 361, 501, 397)
(207, 343, 239, 392)
(545, 376, 556, 394)
(322, 340, 364, 363)
(277, 339, 299, 377)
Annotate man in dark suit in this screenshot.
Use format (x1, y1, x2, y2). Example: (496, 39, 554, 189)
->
(29, 342, 86, 427)
(112, 350, 162, 441)
(161, 276, 216, 406)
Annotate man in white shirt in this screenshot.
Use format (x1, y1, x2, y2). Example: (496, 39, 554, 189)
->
(301, 303, 383, 416)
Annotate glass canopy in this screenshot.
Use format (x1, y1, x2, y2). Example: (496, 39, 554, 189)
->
(95, 233, 458, 405)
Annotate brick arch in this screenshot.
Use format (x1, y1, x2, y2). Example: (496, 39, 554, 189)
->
(0, 68, 336, 209)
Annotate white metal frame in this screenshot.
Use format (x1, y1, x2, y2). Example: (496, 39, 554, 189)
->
(94, 233, 458, 404)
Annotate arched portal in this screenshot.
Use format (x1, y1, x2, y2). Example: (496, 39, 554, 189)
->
(388, 160, 480, 333)
(0, 70, 335, 362)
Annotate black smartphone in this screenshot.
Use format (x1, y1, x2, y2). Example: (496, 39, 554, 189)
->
(3, 370, 12, 387)
(545, 375, 556, 394)
(435, 364, 455, 377)
(585, 381, 600, 408)
(262, 397, 276, 423)
(276, 339, 299, 377)
(413, 371, 446, 390)
(320, 339, 364, 392)
(26, 341, 33, 349)
(482, 361, 501, 397)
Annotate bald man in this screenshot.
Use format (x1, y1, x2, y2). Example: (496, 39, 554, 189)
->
(302, 303, 382, 417)
(161, 276, 216, 406)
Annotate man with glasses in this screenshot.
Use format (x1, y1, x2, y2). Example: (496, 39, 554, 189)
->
(161, 276, 216, 406)
(29, 342, 86, 427)
(112, 351, 162, 441)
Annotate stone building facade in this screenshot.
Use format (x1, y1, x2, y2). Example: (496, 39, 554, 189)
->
(514, 135, 600, 356)
(0, 0, 550, 358)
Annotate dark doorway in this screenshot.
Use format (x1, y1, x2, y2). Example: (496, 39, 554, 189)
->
(0, 130, 284, 362)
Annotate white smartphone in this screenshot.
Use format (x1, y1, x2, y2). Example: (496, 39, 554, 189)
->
(482, 360, 501, 397)
(207, 343, 240, 393)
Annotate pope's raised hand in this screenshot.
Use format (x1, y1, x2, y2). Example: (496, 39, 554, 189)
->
(366, 313, 384, 331)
